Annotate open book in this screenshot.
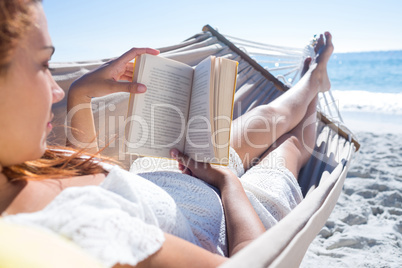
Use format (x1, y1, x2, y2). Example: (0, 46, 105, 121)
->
(125, 54, 238, 165)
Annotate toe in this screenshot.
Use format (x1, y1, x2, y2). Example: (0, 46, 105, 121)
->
(324, 31, 334, 50)
(318, 34, 324, 47)
(323, 32, 334, 56)
(324, 32, 332, 43)
(315, 34, 324, 53)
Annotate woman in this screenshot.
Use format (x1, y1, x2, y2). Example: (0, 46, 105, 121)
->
(0, 0, 334, 267)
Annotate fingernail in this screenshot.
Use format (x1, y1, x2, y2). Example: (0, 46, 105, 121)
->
(137, 84, 146, 93)
(170, 149, 178, 158)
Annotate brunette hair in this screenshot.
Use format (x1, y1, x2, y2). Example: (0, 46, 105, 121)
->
(0, 0, 111, 181)
(0, 0, 40, 73)
(3, 146, 111, 181)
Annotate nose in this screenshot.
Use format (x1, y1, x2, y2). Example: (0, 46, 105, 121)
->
(51, 76, 65, 104)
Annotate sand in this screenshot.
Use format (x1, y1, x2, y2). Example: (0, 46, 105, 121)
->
(300, 128, 402, 267)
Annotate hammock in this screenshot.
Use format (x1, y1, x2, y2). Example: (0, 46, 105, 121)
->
(48, 25, 360, 267)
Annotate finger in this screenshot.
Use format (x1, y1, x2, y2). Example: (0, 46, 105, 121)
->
(182, 168, 193, 176)
(116, 47, 160, 65)
(107, 81, 147, 94)
(119, 74, 133, 82)
(173, 150, 189, 173)
(125, 62, 134, 72)
(178, 163, 185, 171)
(117, 70, 133, 81)
(178, 162, 191, 175)
(124, 70, 134, 77)
(170, 148, 196, 170)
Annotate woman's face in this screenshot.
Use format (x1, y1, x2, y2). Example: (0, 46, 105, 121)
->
(0, 3, 64, 167)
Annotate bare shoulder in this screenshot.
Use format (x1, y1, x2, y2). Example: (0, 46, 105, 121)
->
(3, 173, 106, 216)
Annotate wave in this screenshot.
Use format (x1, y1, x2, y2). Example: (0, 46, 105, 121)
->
(329, 90, 402, 115)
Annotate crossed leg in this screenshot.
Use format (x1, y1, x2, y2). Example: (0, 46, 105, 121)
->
(230, 32, 334, 177)
(256, 95, 318, 178)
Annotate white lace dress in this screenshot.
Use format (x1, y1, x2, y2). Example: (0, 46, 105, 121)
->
(3, 148, 302, 267)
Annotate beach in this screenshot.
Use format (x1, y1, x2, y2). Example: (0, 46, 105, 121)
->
(300, 103, 402, 267)
(300, 50, 402, 266)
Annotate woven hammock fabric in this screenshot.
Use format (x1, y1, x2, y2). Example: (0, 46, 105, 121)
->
(49, 28, 357, 267)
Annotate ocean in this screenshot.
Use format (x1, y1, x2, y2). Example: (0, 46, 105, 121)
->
(328, 50, 402, 116)
(329, 50, 402, 94)
(256, 50, 402, 132)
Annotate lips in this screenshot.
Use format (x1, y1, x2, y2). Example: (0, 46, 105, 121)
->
(47, 113, 54, 130)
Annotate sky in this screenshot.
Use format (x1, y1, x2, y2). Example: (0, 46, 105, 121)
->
(43, 0, 402, 62)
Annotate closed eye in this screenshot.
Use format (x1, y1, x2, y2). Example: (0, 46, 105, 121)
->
(43, 63, 55, 72)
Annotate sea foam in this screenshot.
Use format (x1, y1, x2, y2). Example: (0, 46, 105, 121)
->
(331, 90, 402, 115)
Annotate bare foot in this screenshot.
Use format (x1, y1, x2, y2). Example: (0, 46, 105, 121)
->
(300, 57, 312, 77)
(311, 32, 333, 92)
(315, 32, 334, 66)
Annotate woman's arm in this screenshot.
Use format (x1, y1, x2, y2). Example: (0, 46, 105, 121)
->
(170, 149, 266, 256)
(114, 233, 227, 268)
(66, 47, 159, 154)
(218, 173, 267, 255)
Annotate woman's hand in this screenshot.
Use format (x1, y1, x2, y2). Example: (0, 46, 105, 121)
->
(69, 47, 160, 102)
(170, 148, 266, 256)
(169, 148, 237, 189)
(66, 47, 159, 152)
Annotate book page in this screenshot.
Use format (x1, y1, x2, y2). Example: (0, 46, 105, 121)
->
(127, 54, 193, 158)
(213, 58, 238, 164)
(184, 56, 216, 162)
(213, 58, 221, 156)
